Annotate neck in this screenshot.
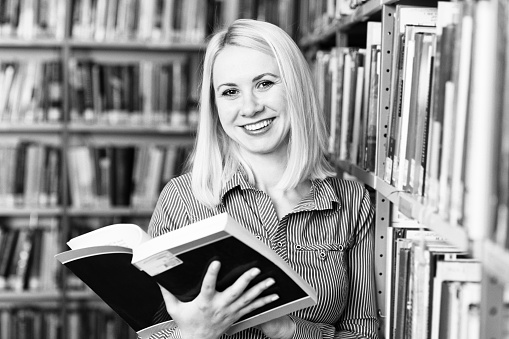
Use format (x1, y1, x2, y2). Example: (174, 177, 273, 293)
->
(246, 152, 287, 192)
(241, 151, 311, 219)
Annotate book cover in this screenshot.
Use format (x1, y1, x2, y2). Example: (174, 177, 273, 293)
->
(408, 32, 435, 195)
(425, 2, 462, 209)
(362, 21, 381, 172)
(55, 213, 317, 338)
(430, 259, 481, 339)
(384, 5, 437, 185)
(365, 44, 380, 172)
(393, 243, 411, 339)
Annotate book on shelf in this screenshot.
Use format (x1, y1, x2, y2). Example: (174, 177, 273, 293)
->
(66, 144, 190, 209)
(430, 259, 481, 339)
(448, 2, 476, 227)
(388, 219, 466, 339)
(425, 1, 461, 210)
(67, 59, 192, 126)
(0, 0, 65, 39)
(0, 220, 60, 292)
(71, 0, 207, 43)
(55, 212, 317, 338)
(338, 48, 365, 164)
(383, 5, 437, 185)
(328, 47, 347, 159)
(363, 21, 381, 173)
(494, 0, 509, 250)
(0, 141, 62, 208)
(463, 0, 499, 240)
(324, 49, 339, 156)
(393, 25, 436, 191)
(1, 306, 135, 339)
(407, 31, 436, 196)
(350, 54, 365, 167)
(0, 60, 63, 124)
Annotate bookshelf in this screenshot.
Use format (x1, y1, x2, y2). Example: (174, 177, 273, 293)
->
(301, 0, 509, 338)
(0, 0, 299, 338)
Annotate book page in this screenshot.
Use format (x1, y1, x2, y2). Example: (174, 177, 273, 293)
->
(67, 223, 151, 250)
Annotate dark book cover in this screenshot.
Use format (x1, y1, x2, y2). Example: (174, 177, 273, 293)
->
(0, 229, 20, 286)
(13, 141, 29, 205)
(110, 146, 135, 206)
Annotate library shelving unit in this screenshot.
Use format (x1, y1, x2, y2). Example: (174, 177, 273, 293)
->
(299, 0, 509, 338)
(0, 1, 203, 339)
(0, 1, 300, 338)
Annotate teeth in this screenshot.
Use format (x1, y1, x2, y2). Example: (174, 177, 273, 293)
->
(244, 119, 272, 131)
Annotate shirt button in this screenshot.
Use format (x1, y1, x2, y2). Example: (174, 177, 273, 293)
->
(278, 241, 283, 248)
(256, 235, 261, 240)
(319, 250, 327, 260)
(295, 244, 302, 250)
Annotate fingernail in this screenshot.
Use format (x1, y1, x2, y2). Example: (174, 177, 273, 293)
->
(271, 294, 279, 301)
(266, 278, 275, 287)
(251, 268, 261, 277)
(211, 261, 220, 269)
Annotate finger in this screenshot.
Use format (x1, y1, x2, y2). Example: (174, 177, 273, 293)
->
(222, 267, 261, 304)
(158, 284, 181, 314)
(200, 260, 221, 298)
(237, 293, 280, 318)
(230, 277, 275, 309)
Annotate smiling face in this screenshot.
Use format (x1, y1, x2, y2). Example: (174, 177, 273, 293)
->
(212, 45, 290, 161)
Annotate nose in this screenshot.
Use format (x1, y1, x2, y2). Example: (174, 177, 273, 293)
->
(240, 92, 263, 117)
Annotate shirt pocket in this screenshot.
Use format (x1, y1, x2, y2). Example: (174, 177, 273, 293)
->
(295, 243, 346, 261)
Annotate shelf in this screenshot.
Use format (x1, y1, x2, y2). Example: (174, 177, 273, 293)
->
(0, 207, 154, 217)
(335, 160, 470, 251)
(68, 40, 207, 53)
(0, 123, 64, 133)
(67, 207, 154, 217)
(299, 0, 384, 47)
(337, 0, 384, 30)
(0, 39, 63, 48)
(0, 290, 61, 302)
(483, 240, 509, 285)
(299, 22, 340, 48)
(67, 123, 196, 135)
(336, 160, 376, 187)
(0, 207, 63, 217)
(65, 290, 99, 300)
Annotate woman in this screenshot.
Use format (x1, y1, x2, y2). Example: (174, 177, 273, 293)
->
(149, 19, 379, 339)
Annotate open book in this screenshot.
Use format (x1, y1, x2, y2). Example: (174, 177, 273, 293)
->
(55, 213, 317, 338)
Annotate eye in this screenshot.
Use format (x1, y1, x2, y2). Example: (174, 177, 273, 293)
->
(221, 88, 239, 97)
(257, 80, 274, 90)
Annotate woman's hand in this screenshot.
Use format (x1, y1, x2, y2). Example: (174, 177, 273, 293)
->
(257, 316, 296, 339)
(158, 260, 279, 339)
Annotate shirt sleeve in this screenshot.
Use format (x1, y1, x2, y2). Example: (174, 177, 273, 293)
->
(288, 315, 336, 339)
(146, 180, 189, 339)
(335, 187, 379, 338)
(148, 179, 192, 237)
(147, 323, 182, 339)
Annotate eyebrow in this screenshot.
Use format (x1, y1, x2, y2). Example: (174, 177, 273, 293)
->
(216, 72, 280, 90)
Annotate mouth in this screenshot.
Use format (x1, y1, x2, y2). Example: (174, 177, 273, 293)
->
(242, 118, 275, 131)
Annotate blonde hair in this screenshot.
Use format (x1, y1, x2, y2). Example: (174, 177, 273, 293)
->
(188, 19, 335, 207)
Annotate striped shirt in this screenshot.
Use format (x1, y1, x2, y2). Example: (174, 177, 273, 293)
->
(148, 170, 379, 339)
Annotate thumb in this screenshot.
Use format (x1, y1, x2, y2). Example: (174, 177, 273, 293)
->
(158, 284, 180, 313)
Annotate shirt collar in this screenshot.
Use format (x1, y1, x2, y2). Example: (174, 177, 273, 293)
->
(310, 177, 342, 211)
(220, 169, 341, 212)
(220, 168, 254, 200)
